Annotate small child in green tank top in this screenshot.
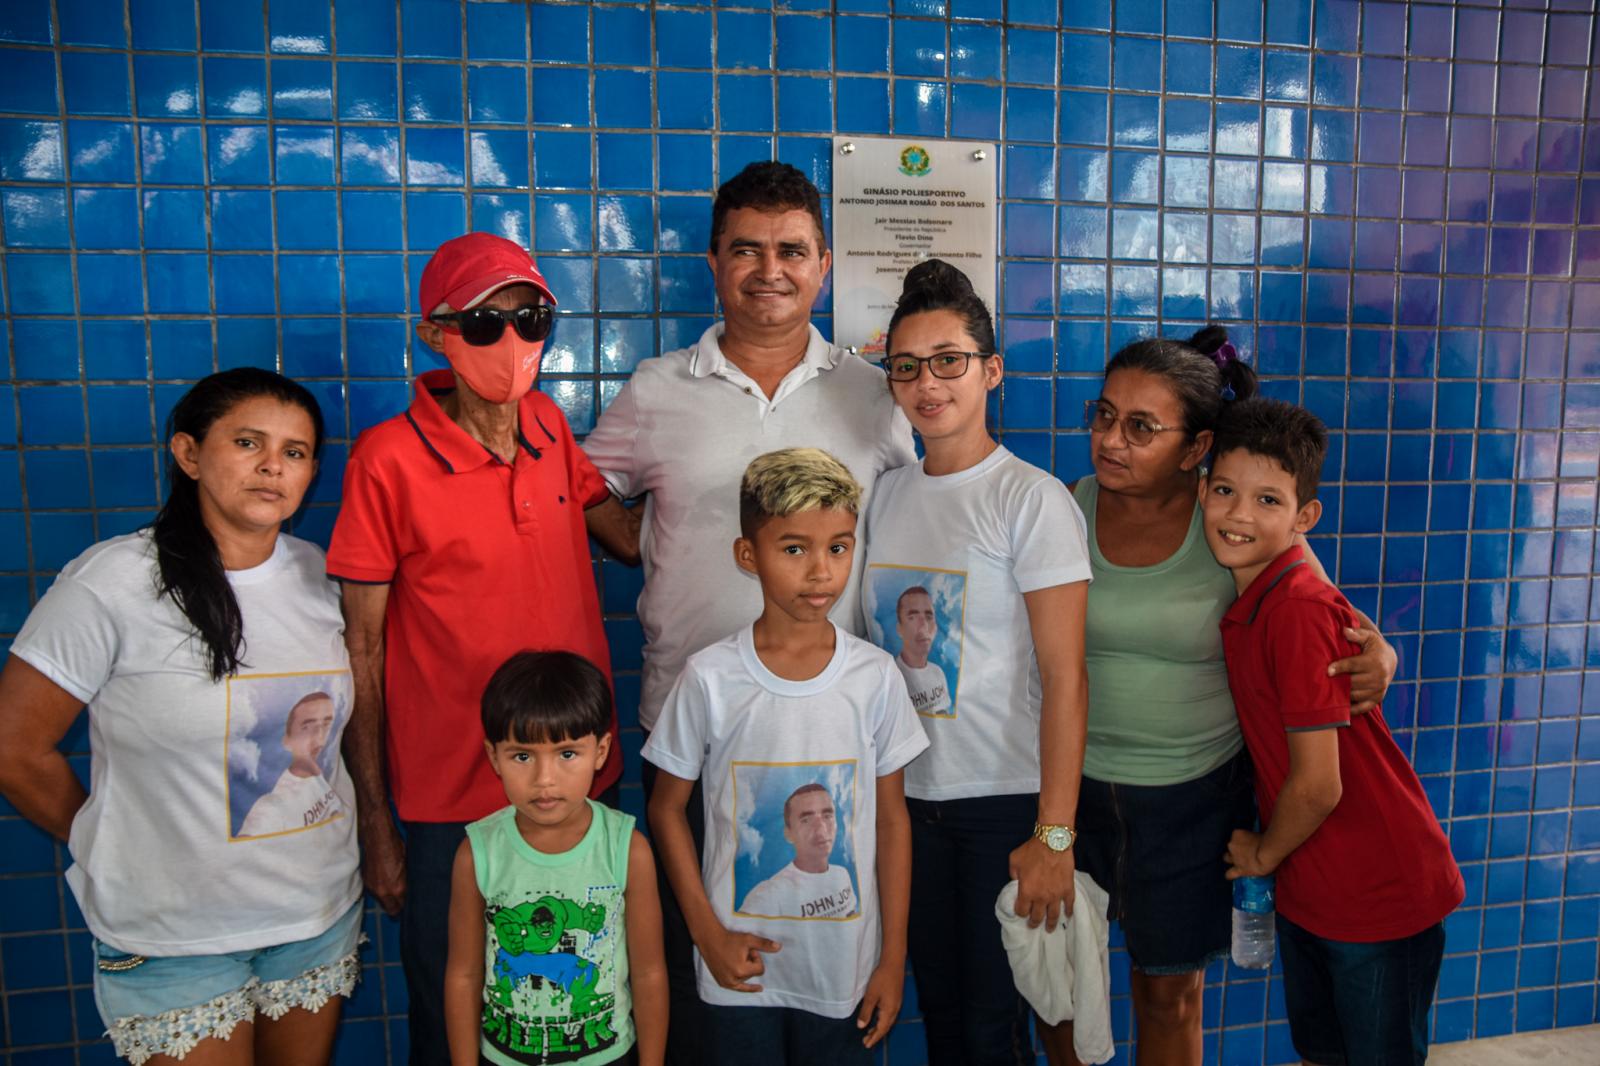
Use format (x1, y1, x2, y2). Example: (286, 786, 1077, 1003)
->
(445, 651, 667, 1066)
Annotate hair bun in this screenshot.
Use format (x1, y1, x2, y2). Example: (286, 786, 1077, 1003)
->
(900, 258, 975, 303)
(1187, 324, 1229, 357)
(1185, 323, 1258, 404)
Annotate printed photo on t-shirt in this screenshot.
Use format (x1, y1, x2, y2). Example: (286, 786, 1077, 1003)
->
(865, 564, 965, 719)
(731, 761, 860, 921)
(480, 884, 625, 1065)
(224, 670, 351, 841)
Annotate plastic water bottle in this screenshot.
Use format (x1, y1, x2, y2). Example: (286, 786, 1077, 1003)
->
(1231, 875, 1275, 969)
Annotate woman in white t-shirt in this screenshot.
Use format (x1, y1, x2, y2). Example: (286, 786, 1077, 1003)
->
(0, 369, 361, 1066)
(860, 260, 1092, 1066)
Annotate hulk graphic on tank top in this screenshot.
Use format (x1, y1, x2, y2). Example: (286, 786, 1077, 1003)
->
(483, 894, 620, 1064)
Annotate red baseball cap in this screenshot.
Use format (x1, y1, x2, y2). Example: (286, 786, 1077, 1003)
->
(418, 232, 558, 316)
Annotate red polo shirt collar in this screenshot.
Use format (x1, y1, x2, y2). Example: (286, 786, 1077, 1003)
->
(1222, 543, 1309, 628)
(327, 369, 618, 816)
(403, 369, 558, 474)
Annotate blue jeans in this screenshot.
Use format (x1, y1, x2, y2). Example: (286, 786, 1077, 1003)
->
(400, 820, 470, 1066)
(700, 1003, 872, 1066)
(1276, 914, 1447, 1066)
(906, 793, 1036, 1066)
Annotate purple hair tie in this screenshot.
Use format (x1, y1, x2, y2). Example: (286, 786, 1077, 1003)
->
(1213, 341, 1239, 400)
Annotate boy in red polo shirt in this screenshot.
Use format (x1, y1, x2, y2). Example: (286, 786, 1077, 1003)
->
(327, 233, 625, 1064)
(1199, 398, 1463, 1066)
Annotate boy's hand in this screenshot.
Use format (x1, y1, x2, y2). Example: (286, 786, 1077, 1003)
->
(1009, 838, 1076, 931)
(699, 925, 780, 992)
(856, 958, 904, 1048)
(1224, 829, 1278, 879)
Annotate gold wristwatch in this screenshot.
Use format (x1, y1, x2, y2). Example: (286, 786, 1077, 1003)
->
(1034, 823, 1076, 852)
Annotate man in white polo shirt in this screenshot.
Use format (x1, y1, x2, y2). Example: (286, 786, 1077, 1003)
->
(584, 161, 914, 722)
(581, 160, 914, 1064)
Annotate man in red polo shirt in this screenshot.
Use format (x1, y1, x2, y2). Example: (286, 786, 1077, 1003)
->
(327, 233, 632, 1064)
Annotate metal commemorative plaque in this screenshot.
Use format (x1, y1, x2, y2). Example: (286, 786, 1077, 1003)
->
(830, 135, 998, 356)
(832, 133, 992, 352)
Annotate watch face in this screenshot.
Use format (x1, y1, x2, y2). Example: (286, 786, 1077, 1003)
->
(1046, 827, 1071, 851)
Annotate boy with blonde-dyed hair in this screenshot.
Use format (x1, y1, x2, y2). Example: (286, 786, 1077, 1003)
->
(734, 447, 864, 534)
(644, 448, 928, 1065)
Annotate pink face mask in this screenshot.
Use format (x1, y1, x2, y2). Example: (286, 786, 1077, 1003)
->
(441, 331, 543, 406)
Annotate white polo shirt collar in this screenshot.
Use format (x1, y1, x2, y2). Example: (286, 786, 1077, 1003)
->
(687, 324, 846, 409)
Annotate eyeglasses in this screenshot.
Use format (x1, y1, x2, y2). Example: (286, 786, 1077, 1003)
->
(1082, 400, 1181, 447)
(429, 304, 553, 347)
(879, 351, 994, 382)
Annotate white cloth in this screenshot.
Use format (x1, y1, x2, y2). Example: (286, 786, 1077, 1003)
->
(862, 447, 1093, 800)
(237, 769, 344, 838)
(740, 862, 857, 920)
(641, 624, 929, 1017)
(895, 656, 952, 716)
(582, 323, 917, 730)
(12, 532, 360, 956)
(995, 875, 1114, 1064)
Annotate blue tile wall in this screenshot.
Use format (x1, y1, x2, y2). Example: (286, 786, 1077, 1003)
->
(0, 0, 1597, 1063)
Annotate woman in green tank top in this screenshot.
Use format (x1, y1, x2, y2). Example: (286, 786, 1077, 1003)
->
(1047, 328, 1396, 1066)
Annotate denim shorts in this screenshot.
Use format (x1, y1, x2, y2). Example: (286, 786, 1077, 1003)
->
(1276, 914, 1447, 1066)
(1073, 749, 1256, 974)
(92, 899, 364, 1065)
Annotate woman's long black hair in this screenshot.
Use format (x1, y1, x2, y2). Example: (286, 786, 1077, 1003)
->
(152, 368, 325, 681)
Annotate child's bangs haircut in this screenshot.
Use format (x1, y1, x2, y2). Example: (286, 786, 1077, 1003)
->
(738, 448, 864, 538)
(481, 649, 612, 746)
(1211, 398, 1329, 506)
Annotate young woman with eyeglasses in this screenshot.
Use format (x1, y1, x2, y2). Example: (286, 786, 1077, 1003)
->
(1060, 329, 1397, 1066)
(859, 259, 1093, 1066)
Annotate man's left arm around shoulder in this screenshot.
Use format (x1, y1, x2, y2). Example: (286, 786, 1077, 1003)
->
(1225, 727, 1343, 879)
(585, 495, 642, 566)
(579, 372, 644, 566)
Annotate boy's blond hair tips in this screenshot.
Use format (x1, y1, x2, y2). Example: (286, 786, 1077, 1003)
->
(739, 448, 863, 537)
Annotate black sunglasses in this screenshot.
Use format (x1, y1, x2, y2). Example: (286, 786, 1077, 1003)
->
(430, 304, 553, 347)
